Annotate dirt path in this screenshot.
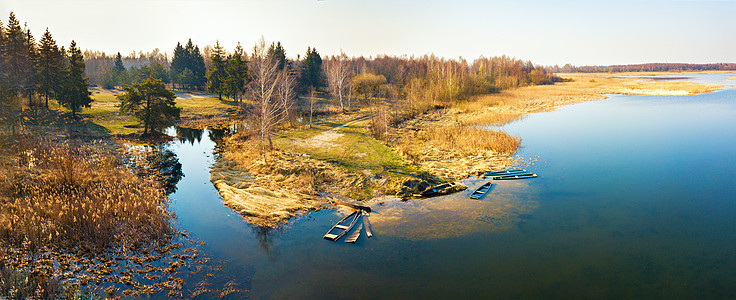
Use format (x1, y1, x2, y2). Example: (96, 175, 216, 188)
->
(298, 115, 370, 149)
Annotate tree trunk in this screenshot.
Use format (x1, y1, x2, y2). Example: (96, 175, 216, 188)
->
(347, 88, 352, 112)
(145, 95, 151, 135)
(338, 84, 345, 114)
(309, 88, 314, 128)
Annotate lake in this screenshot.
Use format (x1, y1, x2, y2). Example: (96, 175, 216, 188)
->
(166, 73, 736, 299)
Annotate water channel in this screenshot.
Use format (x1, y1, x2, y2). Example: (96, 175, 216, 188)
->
(164, 73, 736, 298)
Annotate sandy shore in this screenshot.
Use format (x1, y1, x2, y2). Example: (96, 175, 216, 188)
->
(211, 73, 722, 227)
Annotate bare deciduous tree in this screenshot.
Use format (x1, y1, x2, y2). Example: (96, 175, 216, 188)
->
(248, 37, 294, 157)
(323, 51, 351, 114)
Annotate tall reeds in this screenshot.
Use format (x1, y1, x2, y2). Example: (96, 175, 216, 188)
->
(0, 138, 218, 298)
(417, 126, 521, 155)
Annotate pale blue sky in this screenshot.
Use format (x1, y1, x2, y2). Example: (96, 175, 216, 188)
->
(2, 0, 734, 66)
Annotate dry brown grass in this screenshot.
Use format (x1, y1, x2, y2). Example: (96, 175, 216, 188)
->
(211, 134, 373, 227)
(394, 122, 520, 180)
(418, 126, 520, 155)
(455, 74, 722, 126)
(0, 138, 224, 298)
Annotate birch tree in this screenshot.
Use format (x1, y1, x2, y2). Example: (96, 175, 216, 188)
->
(324, 51, 350, 114)
(248, 37, 294, 156)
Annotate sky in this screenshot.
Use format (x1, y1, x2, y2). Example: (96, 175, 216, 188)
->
(2, 0, 735, 66)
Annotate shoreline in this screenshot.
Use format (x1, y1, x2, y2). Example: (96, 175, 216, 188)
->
(210, 73, 724, 227)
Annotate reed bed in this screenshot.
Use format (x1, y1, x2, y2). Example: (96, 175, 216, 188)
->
(417, 126, 521, 155)
(0, 138, 243, 299)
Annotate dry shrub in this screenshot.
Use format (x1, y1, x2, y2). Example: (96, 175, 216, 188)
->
(418, 126, 521, 155)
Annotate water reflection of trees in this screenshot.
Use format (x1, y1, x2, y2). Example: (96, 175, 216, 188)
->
(176, 127, 204, 145)
(251, 226, 282, 262)
(174, 126, 235, 146)
(207, 126, 236, 143)
(129, 146, 184, 195)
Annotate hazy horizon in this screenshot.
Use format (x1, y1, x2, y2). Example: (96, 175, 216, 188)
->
(2, 0, 735, 66)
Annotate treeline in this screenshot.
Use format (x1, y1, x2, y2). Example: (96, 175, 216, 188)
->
(84, 49, 169, 89)
(318, 54, 559, 139)
(0, 12, 92, 136)
(551, 63, 736, 73)
(82, 37, 559, 142)
(1, 10, 558, 146)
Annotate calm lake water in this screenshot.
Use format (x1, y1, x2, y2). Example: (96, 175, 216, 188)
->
(165, 73, 736, 299)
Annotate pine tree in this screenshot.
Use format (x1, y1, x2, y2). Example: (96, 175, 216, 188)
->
(189, 42, 206, 89)
(224, 42, 248, 101)
(4, 12, 31, 95)
(172, 39, 206, 90)
(170, 42, 186, 89)
(118, 77, 180, 136)
(267, 41, 286, 70)
(301, 47, 325, 92)
(113, 52, 125, 75)
(37, 27, 61, 108)
(23, 24, 38, 105)
(58, 40, 92, 118)
(206, 41, 226, 100)
(0, 19, 6, 94)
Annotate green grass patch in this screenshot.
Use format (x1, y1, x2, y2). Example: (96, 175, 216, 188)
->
(273, 116, 420, 176)
(176, 96, 239, 118)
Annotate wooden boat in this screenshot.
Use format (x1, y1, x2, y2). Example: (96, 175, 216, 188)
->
(362, 211, 373, 238)
(419, 181, 466, 197)
(345, 223, 363, 243)
(484, 169, 527, 177)
(469, 182, 493, 200)
(324, 211, 360, 241)
(492, 173, 537, 180)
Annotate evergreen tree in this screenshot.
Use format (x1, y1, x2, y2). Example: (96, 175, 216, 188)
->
(301, 47, 325, 92)
(223, 42, 248, 101)
(206, 41, 226, 100)
(4, 12, 31, 96)
(170, 42, 186, 89)
(0, 19, 7, 95)
(171, 39, 206, 90)
(267, 41, 286, 70)
(118, 77, 180, 136)
(58, 40, 92, 118)
(23, 24, 38, 105)
(37, 28, 61, 108)
(113, 52, 125, 75)
(188, 41, 206, 89)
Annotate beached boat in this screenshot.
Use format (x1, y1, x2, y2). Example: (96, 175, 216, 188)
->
(324, 211, 361, 241)
(469, 182, 493, 199)
(484, 169, 527, 177)
(419, 181, 466, 197)
(345, 224, 363, 243)
(492, 173, 537, 180)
